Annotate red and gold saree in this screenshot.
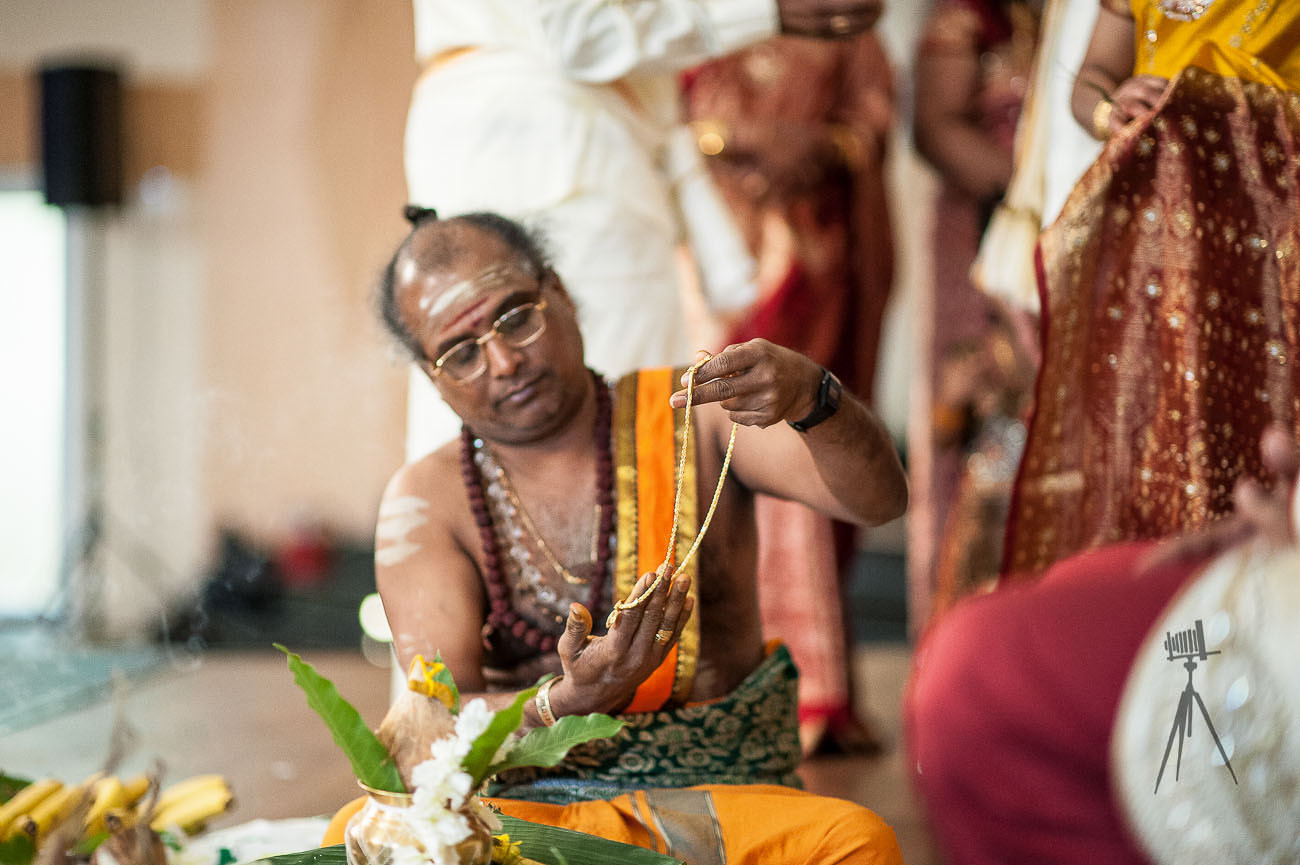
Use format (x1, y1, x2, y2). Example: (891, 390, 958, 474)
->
(1005, 40, 1300, 577)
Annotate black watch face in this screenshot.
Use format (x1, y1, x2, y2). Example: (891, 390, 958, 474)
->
(790, 369, 840, 432)
(826, 374, 842, 409)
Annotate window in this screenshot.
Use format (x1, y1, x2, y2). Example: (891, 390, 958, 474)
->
(0, 189, 67, 617)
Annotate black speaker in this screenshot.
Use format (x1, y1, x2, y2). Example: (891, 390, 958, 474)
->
(40, 64, 123, 207)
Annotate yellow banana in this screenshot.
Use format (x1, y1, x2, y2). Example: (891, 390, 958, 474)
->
(0, 779, 63, 839)
(83, 776, 127, 835)
(152, 774, 228, 816)
(148, 778, 233, 834)
(103, 806, 138, 832)
(119, 774, 151, 809)
(18, 781, 89, 842)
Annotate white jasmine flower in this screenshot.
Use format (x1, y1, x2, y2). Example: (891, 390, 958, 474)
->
(391, 698, 517, 864)
(410, 759, 473, 813)
(423, 809, 472, 847)
(428, 733, 470, 766)
(454, 698, 495, 744)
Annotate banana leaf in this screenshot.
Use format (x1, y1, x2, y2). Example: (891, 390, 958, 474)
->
(494, 815, 685, 865)
(0, 775, 30, 803)
(487, 714, 625, 777)
(274, 645, 404, 793)
(256, 814, 683, 865)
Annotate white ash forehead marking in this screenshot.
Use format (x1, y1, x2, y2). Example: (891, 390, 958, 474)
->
(415, 264, 521, 318)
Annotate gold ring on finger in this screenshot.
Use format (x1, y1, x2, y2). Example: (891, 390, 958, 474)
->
(654, 628, 673, 644)
(829, 14, 852, 35)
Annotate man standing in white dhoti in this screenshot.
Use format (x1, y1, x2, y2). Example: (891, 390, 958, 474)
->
(401, 0, 883, 458)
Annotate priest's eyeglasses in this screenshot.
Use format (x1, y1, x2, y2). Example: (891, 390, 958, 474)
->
(431, 296, 549, 383)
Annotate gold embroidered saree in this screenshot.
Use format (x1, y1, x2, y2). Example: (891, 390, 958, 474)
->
(1004, 18, 1300, 576)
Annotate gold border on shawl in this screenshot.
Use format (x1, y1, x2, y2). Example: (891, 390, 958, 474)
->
(670, 366, 700, 705)
(612, 372, 641, 607)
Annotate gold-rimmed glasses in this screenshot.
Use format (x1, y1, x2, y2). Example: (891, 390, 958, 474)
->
(430, 296, 549, 383)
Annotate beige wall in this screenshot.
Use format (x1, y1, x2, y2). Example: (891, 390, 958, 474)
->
(1, 1, 417, 636)
(199, 1, 413, 550)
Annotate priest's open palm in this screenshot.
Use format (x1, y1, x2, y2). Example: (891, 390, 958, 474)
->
(549, 569, 693, 715)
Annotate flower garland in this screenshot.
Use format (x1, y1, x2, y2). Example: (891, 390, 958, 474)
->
(395, 699, 504, 865)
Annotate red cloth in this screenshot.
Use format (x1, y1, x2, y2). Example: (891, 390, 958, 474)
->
(905, 541, 1206, 865)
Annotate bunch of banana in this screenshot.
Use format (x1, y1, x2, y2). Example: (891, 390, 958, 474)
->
(0, 778, 66, 840)
(86, 774, 151, 834)
(0, 771, 233, 849)
(146, 774, 234, 834)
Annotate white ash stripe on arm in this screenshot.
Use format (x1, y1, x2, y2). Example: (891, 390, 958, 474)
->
(376, 495, 432, 566)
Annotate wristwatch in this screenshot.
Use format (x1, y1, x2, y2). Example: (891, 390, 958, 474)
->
(787, 367, 842, 432)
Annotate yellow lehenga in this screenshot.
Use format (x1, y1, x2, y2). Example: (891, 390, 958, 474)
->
(1004, 0, 1300, 577)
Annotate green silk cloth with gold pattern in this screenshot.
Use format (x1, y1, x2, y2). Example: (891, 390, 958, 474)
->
(486, 644, 801, 805)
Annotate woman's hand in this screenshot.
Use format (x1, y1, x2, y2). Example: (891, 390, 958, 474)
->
(1103, 74, 1169, 134)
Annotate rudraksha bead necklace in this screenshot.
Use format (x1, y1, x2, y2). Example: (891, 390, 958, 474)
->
(460, 370, 614, 653)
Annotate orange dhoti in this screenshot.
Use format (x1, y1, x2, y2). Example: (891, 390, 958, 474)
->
(487, 785, 901, 865)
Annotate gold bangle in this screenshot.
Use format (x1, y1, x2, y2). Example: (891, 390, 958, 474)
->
(1092, 98, 1115, 141)
(535, 675, 562, 727)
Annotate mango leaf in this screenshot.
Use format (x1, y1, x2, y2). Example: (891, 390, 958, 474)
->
(486, 713, 626, 777)
(0, 834, 35, 865)
(274, 644, 405, 793)
(461, 686, 538, 786)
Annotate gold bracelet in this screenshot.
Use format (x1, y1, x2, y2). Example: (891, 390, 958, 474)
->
(535, 675, 562, 727)
(1092, 98, 1115, 141)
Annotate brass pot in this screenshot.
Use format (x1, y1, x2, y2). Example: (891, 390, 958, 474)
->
(344, 785, 493, 865)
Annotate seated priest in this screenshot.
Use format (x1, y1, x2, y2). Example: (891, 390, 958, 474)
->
(356, 207, 908, 864)
(906, 426, 1300, 865)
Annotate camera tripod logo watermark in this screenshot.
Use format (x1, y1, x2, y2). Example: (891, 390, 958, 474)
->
(1154, 618, 1239, 793)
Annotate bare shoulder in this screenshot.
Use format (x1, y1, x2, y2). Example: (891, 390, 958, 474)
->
(382, 439, 464, 512)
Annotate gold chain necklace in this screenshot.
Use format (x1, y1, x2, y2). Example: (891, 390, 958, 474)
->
(606, 354, 739, 629)
(488, 454, 597, 586)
